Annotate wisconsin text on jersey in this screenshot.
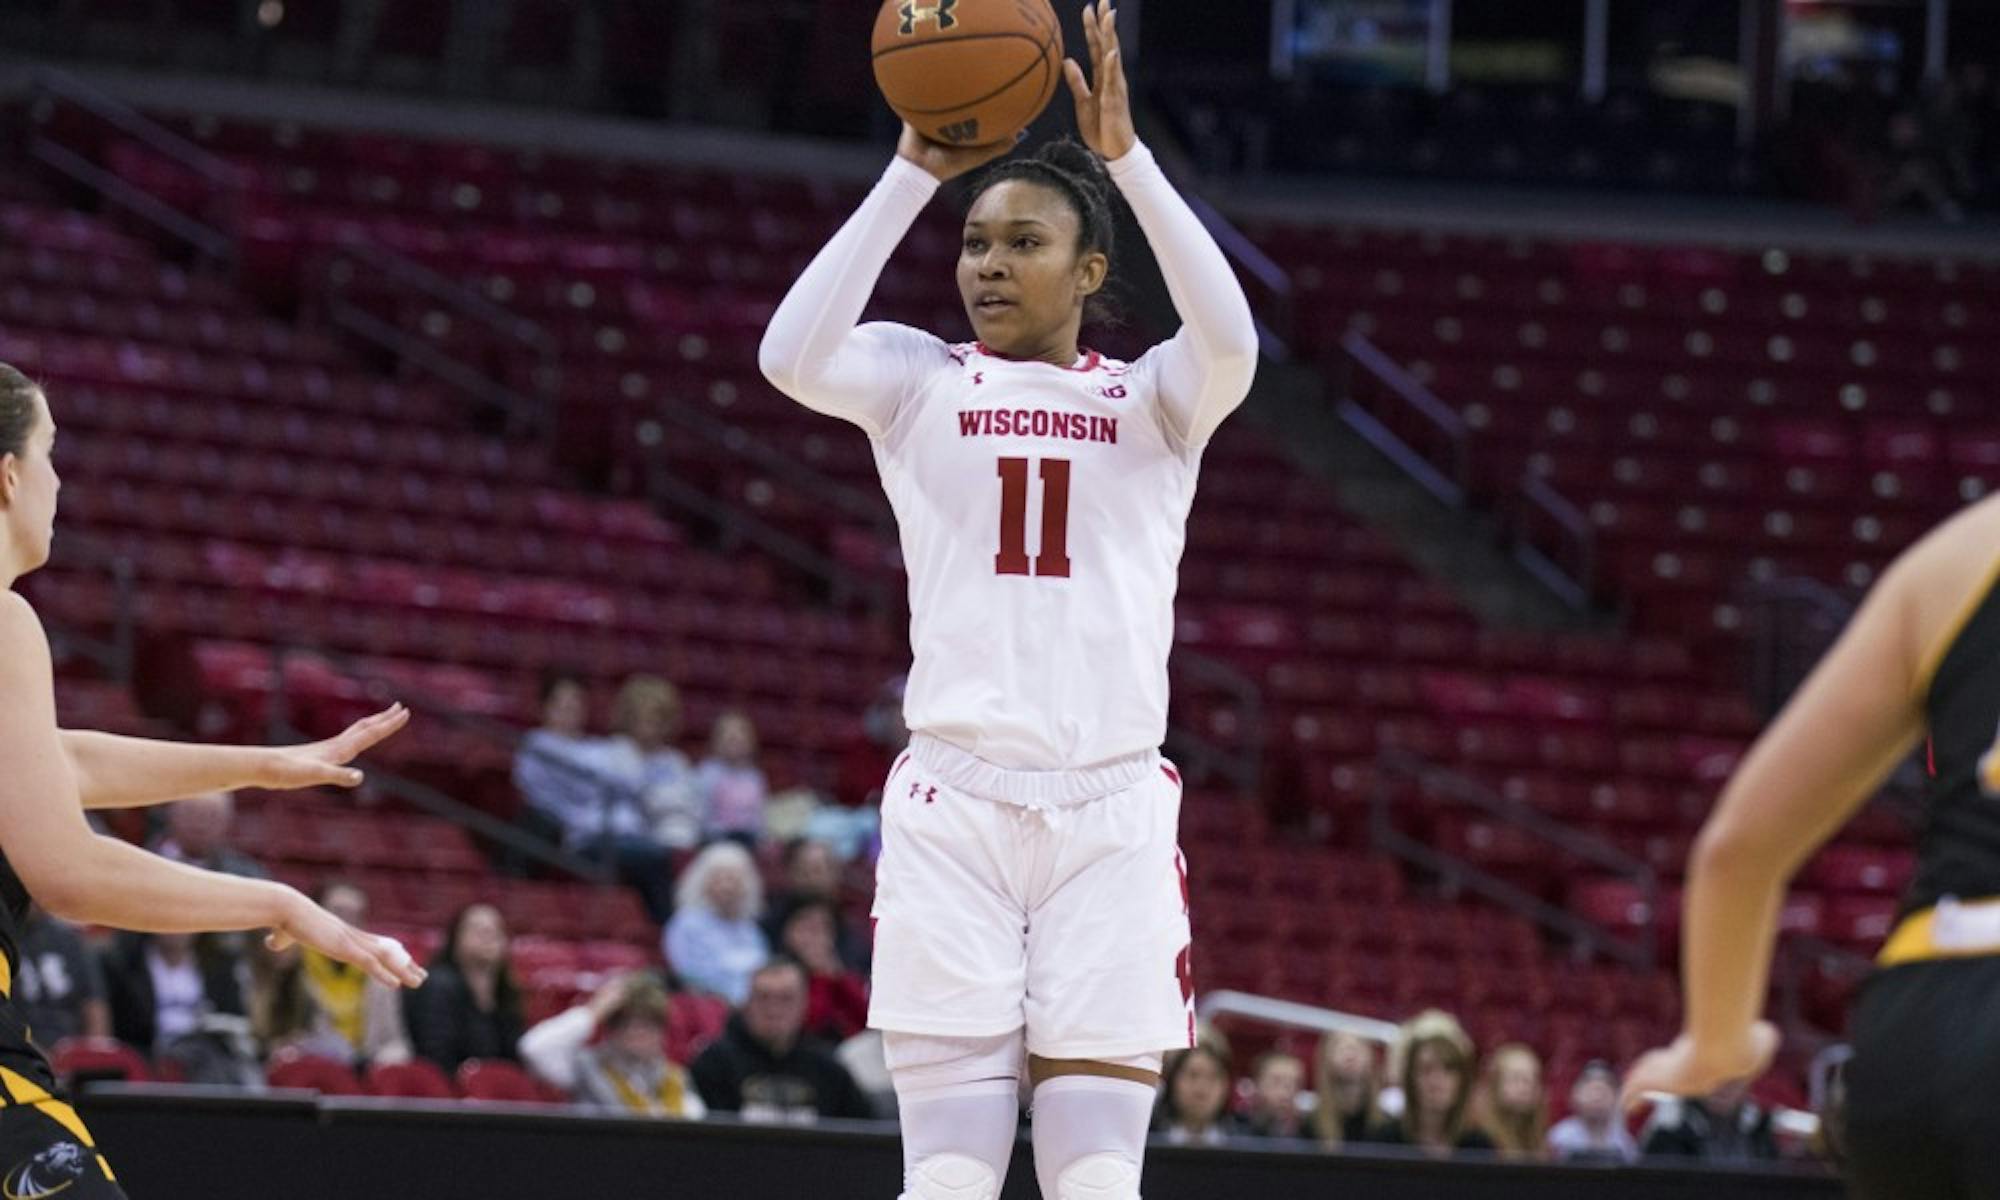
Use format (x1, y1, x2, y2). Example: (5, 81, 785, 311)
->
(956, 409, 1120, 444)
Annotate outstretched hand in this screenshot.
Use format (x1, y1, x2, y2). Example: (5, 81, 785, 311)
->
(1063, 2, 1137, 162)
(268, 891, 427, 989)
(896, 122, 1021, 183)
(1620, 1020, 1780, 1114)
(258, 703, 410, 791)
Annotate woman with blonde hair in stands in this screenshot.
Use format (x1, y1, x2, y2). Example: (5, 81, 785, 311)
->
(1470, 1042, 1549, 1160)
(1375, 1010, 1495, 1157)
(601, 675, 703, 853)
(1310, 1029, 1384, 1148)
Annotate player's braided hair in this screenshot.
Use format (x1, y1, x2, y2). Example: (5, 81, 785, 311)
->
(971, 138, 1124, 326)
(0, 363, 38, 459)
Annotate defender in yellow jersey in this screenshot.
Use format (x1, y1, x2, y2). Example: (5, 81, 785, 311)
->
(0, 365, 428, 1192)
(1626, 494, 2000, 1198)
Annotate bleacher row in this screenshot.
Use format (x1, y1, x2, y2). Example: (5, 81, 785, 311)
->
(4, 109, 1928, 1098)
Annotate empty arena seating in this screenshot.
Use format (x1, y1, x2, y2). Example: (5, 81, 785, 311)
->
(6, 110, 1928, 1095)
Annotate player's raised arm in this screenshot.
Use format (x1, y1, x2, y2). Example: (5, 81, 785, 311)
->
(60, 703, 409, 810)
(1067, 2, 1258, 449)
(758, 125, 1014, 439)
(0, 594, 423, 989)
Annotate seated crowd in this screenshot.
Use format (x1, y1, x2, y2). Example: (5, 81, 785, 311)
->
(30, 672, 1794, 1166)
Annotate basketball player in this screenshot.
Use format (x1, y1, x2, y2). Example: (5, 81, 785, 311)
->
(760, 6, 1257, 1198)
(0, 363, 426, 1195)
(1623, 494, 2000, 1197)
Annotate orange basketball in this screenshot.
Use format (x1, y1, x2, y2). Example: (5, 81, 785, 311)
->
(872, 0, 1064, 148)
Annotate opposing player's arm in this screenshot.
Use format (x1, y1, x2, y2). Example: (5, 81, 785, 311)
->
(59, 703, 408, 811)
(1624, 516, 1940, 1105)
(0, 595, 420, 987)
(758, 149, 948, 439)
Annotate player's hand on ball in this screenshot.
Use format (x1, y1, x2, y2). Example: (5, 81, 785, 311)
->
(259, 702, 410, 791)
(1064, 2, 1136, 162)
(897, 122, 1020, 183)
(1620, 1020, 1780, 1113)
(269, 890, 428, 989)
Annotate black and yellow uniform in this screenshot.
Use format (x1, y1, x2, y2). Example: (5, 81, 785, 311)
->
(1847, 557, 2000, 1200)
(0, 854, 124, 1199)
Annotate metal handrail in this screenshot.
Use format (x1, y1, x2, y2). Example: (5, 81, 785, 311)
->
(262, 643, 615, 884)
(1371, 748, 1660, 967)
(1196, 990, 1402, 1045)
(1513, 470, 1596, 611)
(1336, 330, 1471, 507)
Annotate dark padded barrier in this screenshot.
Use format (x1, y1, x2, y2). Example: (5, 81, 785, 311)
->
(78, 1085, 1842, 1200)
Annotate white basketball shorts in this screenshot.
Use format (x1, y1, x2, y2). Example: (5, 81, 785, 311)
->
(867, 735, 1197, 1061)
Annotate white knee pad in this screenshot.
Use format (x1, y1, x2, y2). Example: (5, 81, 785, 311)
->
(888, 1030, 1025, 1200)
(1031, 1074, 1155, 1200)
(1054, 1152, 1142, 1200)
(905, 1152, 999, 1200)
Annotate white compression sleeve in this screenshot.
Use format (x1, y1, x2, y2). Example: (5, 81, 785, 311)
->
(1031, 1075, 1157, 1200)
(887, 1031, 1025, 1200)
(757, 155, 948, 439)
(1106, 142, 1260, 451)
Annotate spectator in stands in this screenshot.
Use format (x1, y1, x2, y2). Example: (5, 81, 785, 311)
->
(405, 903, 523, 1073)
(1638, 1079, 1778, 1163)
(1311, 1030, 1383, 1148)
(152, 791, 265, 879)
(664, 841, 769, 1006)
(834, 675, 906, 808)
(514, 671, 675, 922)
(100, 931, 246, 1057)
(1241, 1050, 1308, 1140)
(698, 709, 768, 846)
(1471, 1043, 1548, 1160)
(600, 675, 703, 853)
(765, 838, 867, 972)
(298, 882, 411, 1066)
(519, 972, 705, 1119)
(1375, 1011, 1494, 1157)
(14, 905, 110, 1048)
(1155, 1043, 1240, 1146)
(1545, 1060, 1639, 1164)
(688, 958, 873, 1122)
(246, 934, 354, 1063)
(776, 899, 868, 1042)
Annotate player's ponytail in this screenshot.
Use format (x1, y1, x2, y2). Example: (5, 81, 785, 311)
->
(971, 137, 1126, 329)
(0, 363, 39, 459)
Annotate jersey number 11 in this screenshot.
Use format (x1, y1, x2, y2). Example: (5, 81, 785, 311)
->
(995, 457, 1071, 578)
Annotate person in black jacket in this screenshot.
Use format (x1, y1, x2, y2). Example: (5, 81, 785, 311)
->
(99, 931, 245, 1056)
(403, 903, 522, 1072)
(689, 958, 872, 1122)
(1638, 1080, 1778, 1163)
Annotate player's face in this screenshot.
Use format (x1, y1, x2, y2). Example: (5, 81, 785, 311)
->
(959, 181, 1108, 358)
(1, 390, 59, 572)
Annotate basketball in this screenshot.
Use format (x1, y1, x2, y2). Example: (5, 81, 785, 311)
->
(872, 0, 1064, 147)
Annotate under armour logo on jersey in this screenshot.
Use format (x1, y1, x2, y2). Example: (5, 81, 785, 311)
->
(908, 781, 938, 804)
(898, 0, 958, 34)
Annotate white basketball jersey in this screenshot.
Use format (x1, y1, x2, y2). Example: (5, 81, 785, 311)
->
(875, 341, 1201, 771)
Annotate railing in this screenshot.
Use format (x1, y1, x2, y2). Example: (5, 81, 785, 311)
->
(263, 642, 615, 885)
(316, 239, 562, 439)
(21, 69, 558, 437)
(1335, 330, 1471, 508)
(1197, 990, 1403, 1045)
(1513, 471, 1597, 612)
(1168, 650, 1265, 796)
(1182, 188, 1295, 363)
(1371, 748, 1661, 967)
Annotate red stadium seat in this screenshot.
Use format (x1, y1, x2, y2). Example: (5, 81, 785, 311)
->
(267, 1050, 366, 1096)
(49, 1038, 153, 1087)
(366, 1060, 456, 1100)
(456, 1059, 543, 1103)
